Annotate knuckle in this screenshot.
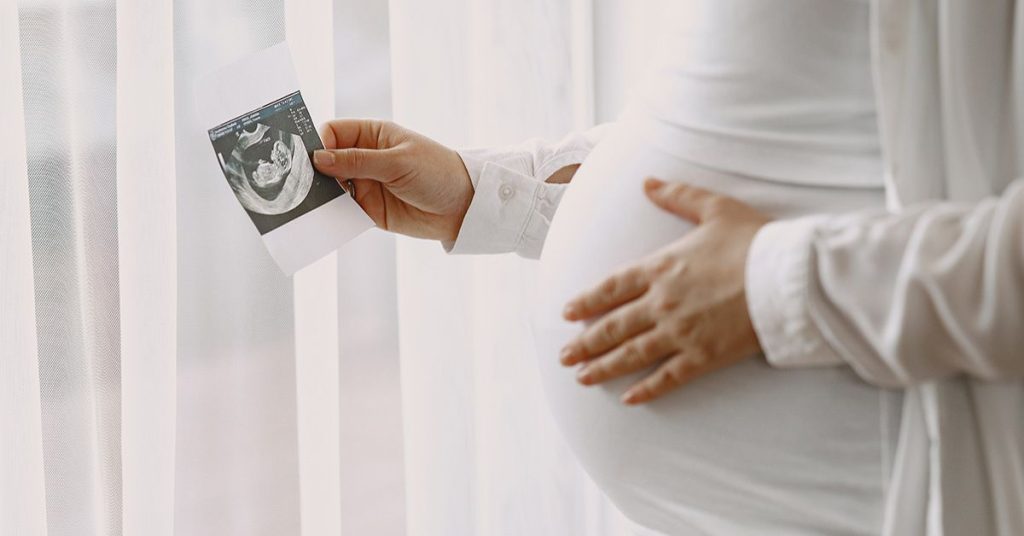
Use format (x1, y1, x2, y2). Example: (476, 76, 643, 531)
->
(342, 149, 363, 169)
(691, 344, 712, 367)
(390, 146, 412, 166)
(653, 295, 680, 315)
(604, 357, 628, 376)
(371, 120, 390, 140)
(651, 370, 673, 392)
(664, 361, 690, 386)
(588, 363, 608, 381)
(705, 195, 733, 217)
(625, 266, 646, 287)
(671, 260, 688, 277)
(621, 341, 643, 363)
(665, 183, 687, 199)
(649, 256, 676, 277)
(639, 336, 661, 357)
(673, 317, 696, 338)
(599, 277, 619, 295)
(600, 318, 620, 340)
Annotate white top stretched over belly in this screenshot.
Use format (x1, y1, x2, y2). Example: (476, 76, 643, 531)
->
(636, 0, 882, 187)
(532, 119, 891, 534)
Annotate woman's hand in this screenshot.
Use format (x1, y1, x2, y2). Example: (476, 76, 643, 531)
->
(560, 178, 771, 405)
(313, 119, 474, 242)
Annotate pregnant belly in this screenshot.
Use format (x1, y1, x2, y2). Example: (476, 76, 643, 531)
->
(532, 120, 887, 535)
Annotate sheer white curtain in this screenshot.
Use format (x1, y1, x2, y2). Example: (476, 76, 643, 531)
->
(388, 0, 664, 534)
(4, 0, 353, 534)
(3, 0, 177, 534)
(4, 0, 674, 534)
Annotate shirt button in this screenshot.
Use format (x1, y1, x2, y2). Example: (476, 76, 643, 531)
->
(499, 184, 515, 201)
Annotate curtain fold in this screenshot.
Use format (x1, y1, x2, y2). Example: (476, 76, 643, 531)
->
(4, 1, 661, 534)
(286, 0, 344, 534)
(115, 0, 177, 534)
(389, 0, 633, 534)
(171, 1, 305, 534)
(0, 0, 49, 533)
(18, 2, 123, 534)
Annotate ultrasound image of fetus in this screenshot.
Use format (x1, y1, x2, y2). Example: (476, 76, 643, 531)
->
(220, 123, 315, 215)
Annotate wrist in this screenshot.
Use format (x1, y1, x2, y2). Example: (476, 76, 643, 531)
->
(545, 163, 580, 184)
(444, 151, 476, 243)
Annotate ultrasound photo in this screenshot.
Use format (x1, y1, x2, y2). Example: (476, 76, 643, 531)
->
(208, 91, 345, 234)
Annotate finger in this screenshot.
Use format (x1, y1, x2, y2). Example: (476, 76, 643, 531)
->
(620, 349, 709, 404)
(346, 178, 387, 228)
(313, 148, 403, 182)
(320, 119, 387, 150)
(563, 264, 649, 321)
(643, 178, 722, 223)
(576, 328, 674, 386)
(560, 300, 654, 366)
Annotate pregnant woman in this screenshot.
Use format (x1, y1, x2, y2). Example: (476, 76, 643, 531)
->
(313, 1, 1024, 534)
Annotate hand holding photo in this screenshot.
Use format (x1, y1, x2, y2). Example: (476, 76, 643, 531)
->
(196, 43, 373, 274)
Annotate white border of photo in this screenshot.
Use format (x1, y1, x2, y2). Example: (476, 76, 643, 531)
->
(194, 42, 373, 275)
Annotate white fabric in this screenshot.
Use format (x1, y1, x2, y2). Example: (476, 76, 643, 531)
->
(635, 0, 883, 187)
(534, 116, 891, 535)
(389, 0, 638, 534)
(1, 1, 48, 533)
(172, 2, 304, 534)
(452, 114, 894, 534)
(287, 1, 344, 534)
(9, 0, 639, 534)
(448, 128, 608, 257)
(749, 1, 1024, 533)
(16, 2, 124, 533)
(5, 0, 404, 535)
(448, 1, 1024, 534)
(331, 4, 409, 534)
(115, 0, 178, 534)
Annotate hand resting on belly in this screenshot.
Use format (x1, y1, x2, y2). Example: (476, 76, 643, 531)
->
(560, 177, 771, 405)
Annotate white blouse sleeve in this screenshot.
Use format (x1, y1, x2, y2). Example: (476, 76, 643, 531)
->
(444, 124, 612, 259)
(746, 180, 1024, 387)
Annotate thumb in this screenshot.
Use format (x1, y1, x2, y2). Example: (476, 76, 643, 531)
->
(313, 148, 401, 181)
(643, 177, 718, 223)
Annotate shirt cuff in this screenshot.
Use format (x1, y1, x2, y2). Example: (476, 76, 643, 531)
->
(745, 216, 845, 368)
(444, 156, 567, 259)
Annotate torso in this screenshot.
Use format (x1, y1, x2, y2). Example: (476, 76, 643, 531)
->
(636, 0, 882, 187)
(532, 2, 893, 533)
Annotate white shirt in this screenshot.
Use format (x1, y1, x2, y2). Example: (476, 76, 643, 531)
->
(449, 1, 1024, 534)
(636, 0, 883, 187)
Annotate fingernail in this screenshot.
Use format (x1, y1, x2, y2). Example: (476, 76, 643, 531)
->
(644, 177, 664, 191)
(314, 150, 334, 167)
(562, 304, 577, 320)
(576, 367, 592, 385)
(559, 347, 575, 365)
(621, 390, 641, 404)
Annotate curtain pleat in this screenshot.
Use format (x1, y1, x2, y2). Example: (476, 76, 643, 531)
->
(18, 2, 123, 534)
(5, 0, 663, 533)
(285, 0, 345, 534)
(115, 0, 177, 535)
(171, 0, 305, 534)
(389, 0, 633, 534)
(0, 1, 49, 533)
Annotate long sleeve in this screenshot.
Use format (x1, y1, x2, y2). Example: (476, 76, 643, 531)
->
(746, 180, 1024, 388)
(444, 124, 612, 259)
